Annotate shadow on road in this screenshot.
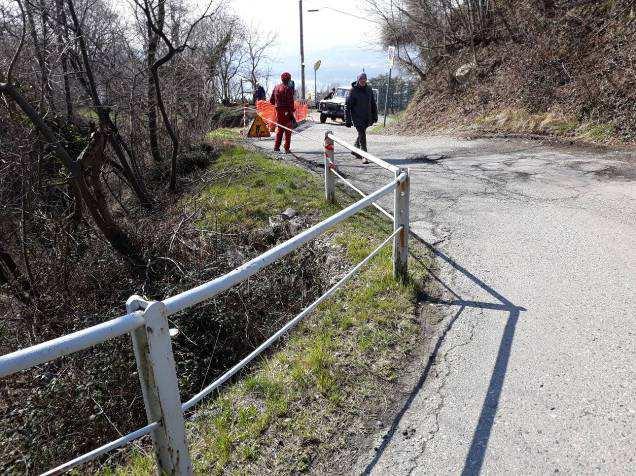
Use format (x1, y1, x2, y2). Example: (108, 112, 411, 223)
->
(264, 136, 528, 474)
(363, 231, 526, 476)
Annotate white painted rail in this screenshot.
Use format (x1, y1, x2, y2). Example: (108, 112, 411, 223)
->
(0, 133, 410, 475)
(0, 311, 144, 378)
(163, 173, 404, 316)
(327, 132, 399, 173)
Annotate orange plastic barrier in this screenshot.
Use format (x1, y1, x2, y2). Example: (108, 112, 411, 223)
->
(295, 101, 308, 122)
(256, 100, 309, 132)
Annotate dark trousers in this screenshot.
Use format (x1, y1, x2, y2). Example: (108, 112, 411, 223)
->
(354, 125, 367, 152)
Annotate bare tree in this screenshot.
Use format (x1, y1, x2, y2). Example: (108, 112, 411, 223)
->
(65, 0, 152, 206)
(366, 0, 496, 80)
(136, 0, 218, 191)
(242, 24, 277, 92)
(23, 0, 55, 112)
(0, 8, 142, 265)
(145, 0, 166, 163)
(54, 0, 73, 121)
(214, 15, 246, 103)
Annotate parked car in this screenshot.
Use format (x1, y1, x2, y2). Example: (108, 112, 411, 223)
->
(318, 86, 379, 124)
(318, 87, 348, 123)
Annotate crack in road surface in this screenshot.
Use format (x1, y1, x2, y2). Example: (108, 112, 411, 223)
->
(406, 309, 481, 475)
(250, 123, 635, 474)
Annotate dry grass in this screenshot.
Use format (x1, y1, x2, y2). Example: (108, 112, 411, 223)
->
(392, 2, 636, 144)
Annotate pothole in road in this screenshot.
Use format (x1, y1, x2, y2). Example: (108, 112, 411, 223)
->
(591, 166, 636, 181)
(567, 161, 636, 181)
(405, 154, 449, 164)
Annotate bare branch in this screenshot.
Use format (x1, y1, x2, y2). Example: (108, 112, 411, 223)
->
(6, 0, 26, 83)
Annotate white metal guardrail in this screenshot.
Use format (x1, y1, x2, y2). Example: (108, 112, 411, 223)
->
(0, 131, 410, 475)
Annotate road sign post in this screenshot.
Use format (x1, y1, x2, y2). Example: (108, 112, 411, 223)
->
(383, 46, 396, 127)
(314, 60, 321, 109)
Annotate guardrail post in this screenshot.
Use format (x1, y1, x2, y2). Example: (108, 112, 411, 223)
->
(393, 168, 410, 282)
(127, 296, 192, 475)
(324, 131, 335, 203)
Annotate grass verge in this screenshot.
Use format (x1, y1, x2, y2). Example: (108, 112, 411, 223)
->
(369, 112, 405, 134)
(106, 144, 429, 475)
(206, 128, 244, 142)
(475, 109, 579, 136)
(189, 146, 332, 231)
(473, 108, 618, 143)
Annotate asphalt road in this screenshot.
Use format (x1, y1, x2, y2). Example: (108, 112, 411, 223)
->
(250, 120, 635, 475)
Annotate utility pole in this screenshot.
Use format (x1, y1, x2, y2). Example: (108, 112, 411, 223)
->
(383, 68, 392, 126)
(299, 0, 306, 100)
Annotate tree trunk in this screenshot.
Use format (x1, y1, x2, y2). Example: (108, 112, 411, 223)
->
(146, 0, 165, 163)
(54, 0, 73, 122)
(0, 82, 143, 268)
(24, 0, 56, 113)
(65, 0, 152, 207)
(0, 240, 31, 304)
(151, 67, 180, 191)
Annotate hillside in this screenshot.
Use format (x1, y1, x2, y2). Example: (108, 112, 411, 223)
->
(387, 1, 636, 143)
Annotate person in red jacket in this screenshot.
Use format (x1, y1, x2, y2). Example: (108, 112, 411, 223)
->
(269, 72, 296, 153)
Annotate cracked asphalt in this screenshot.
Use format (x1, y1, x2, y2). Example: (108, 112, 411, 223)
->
(249, 120, 635, 475)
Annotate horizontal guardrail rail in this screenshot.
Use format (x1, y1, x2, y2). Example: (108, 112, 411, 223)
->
(0, 311, 145, 378)
(327, 132, 399, 173)
(0, 129, 410, 476)
(331, 168, 394, 221)
(163, 174, 404, 316)
(41, 422, 161, 476)
(181, 226, 403, 412)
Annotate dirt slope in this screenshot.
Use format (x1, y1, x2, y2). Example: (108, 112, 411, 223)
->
(396, 1, 636, 144)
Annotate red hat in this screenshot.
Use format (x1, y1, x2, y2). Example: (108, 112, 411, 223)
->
(281, 72, 291, 82)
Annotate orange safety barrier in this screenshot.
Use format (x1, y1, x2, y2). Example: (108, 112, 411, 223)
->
(256, 100, 309, 132)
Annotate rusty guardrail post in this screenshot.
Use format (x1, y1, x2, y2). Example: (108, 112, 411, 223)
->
(393, 168, 410, 282)
(324, 131, 335, 203)
(127, 296, 192, 475)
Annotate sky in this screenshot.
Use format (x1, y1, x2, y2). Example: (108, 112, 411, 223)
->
(230, 0, 392, 94)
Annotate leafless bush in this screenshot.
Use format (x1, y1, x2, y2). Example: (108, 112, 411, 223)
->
(367, 0, 636, 139)
(0, 0, 290, 470)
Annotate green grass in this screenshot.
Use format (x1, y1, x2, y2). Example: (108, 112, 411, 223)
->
(576, 122, 615, 142)
(110, 145, 429, 475)
(369, 112, 405, 134)
(207, 128, 244, 141)
(474, 109, 620, 143)
(475, 109, 581, 136)
(190, 146, 336, 231)
(182, 211, 425, 473)
(96, 448, 155, 475)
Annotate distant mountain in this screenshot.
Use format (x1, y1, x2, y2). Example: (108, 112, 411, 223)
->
(266, 46, 389, 92)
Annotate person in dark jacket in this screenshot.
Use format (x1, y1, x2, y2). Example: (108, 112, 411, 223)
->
(253, 82, 266, 103)
(345, 72, 378, 164)
(269, 72, 296, 153)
